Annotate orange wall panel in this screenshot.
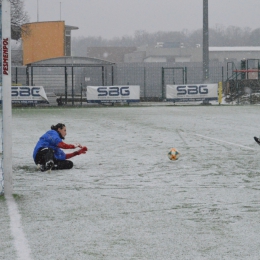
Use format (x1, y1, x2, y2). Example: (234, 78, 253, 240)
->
(22, 21, 65, 65)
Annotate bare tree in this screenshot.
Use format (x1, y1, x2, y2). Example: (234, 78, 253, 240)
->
(0, 0, 30, 40)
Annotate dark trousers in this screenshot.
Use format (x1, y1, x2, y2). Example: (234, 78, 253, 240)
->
(35, 148, 73, 170)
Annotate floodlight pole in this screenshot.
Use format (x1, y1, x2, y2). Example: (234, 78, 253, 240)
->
(2, 0, 12, 197)
(203, 0, 209, 82)
(37, 0, 39, 22)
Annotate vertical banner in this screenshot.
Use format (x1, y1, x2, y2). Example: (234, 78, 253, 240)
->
(2, 0, 12, 196)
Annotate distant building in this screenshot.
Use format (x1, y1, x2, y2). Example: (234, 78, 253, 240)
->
(21, 21, 78, 65)
(124, 45, 202, 63)
(154, 42, 184, 48)
(20, 24, 260, 67)
(209, 47, 260, 62)
(86, 47, 137, 63)
(122, 44, 260, 63)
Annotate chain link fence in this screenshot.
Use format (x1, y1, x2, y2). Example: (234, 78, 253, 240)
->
(9, 60, 260, 104)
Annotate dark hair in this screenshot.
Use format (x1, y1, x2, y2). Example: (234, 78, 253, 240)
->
(51, 123, 66, 139)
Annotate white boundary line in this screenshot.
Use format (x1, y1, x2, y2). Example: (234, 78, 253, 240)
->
(6, 196, 32, 260)
(195, 134, 256, 151)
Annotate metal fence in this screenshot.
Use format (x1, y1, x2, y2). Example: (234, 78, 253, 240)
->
(223, 79, 260, 104)
(10, 61, 235, 102)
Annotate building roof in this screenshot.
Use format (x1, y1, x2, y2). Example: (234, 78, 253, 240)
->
(28, 56, 115, 66)
(65, 25, 79, 31)
(209, 47, 260, 52)
(23, 21, 79, 31)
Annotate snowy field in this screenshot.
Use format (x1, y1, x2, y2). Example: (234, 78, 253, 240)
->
(1, 105, 260, 260)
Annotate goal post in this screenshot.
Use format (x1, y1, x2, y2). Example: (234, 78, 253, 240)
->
(0, 2, 2, 196)
(1, 0, 12, 197)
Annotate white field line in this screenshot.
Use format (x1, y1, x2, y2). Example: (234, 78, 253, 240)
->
(195, 134, 256, 151)
(6, 196, 32, 260)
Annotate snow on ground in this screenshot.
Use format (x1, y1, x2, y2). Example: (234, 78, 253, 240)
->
(1, 105, 260, 259)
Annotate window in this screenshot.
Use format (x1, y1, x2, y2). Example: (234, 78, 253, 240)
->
(65, 30, 71, 56)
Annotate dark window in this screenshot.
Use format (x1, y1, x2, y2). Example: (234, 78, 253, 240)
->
(65, 30, 71, 56)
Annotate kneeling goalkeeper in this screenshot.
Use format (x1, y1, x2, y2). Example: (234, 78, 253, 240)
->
(33, 123, 87, 172)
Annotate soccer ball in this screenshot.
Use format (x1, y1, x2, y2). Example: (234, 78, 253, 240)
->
(168, 148, 180, 161)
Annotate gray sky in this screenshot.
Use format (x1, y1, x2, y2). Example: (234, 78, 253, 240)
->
(24, 0, 260, 39)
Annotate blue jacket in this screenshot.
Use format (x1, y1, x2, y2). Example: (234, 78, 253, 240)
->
(33, 130, 66, 162)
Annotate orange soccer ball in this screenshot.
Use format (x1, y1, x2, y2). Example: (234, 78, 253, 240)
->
(168, 148, 180, 161)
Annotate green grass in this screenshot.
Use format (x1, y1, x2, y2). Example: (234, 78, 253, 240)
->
(13, 194, 23, 200)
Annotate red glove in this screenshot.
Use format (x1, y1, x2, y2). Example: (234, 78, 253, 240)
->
(65, 146, 88, 159)
(75, 146, 87, 155)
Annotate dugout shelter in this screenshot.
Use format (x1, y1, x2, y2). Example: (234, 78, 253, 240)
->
(26, 56, 115, 105)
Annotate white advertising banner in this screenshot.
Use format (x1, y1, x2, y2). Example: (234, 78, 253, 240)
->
(166, 84, 218, 102)
(0, 86, 49, 104)
(87, 85, 140, 103)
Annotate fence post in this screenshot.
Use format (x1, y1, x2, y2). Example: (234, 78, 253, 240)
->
(64, 66, 67, 105)
(72, 66, 74, 106)
(111, 65, 114, 86)
(30, 66, 33, 86)
(236, 71, 239, 105)
(26, 65, 29, 86)
(258, 59, 260, 80)
(184, 67, 187, 84)
(144, 67, 146, 99)
(80, 83, 83, 106)
(161, 67, 164, 100)
(15, 66, 18, 84)
(102, 66, 105, 86)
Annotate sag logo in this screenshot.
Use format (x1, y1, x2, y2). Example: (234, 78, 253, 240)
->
(177, 85, 208, 95)
(11, 87, 40, 97)
(97, 86, 130, 96)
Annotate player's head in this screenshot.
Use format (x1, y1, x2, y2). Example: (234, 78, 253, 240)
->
(51, 123, 66, 139)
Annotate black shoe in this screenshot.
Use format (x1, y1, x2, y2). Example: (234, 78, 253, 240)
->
(46, 160, 54, 171)
(40, 160, 54, 172)
(254, 136, 260, 145)
(40, 164, 46, 172)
